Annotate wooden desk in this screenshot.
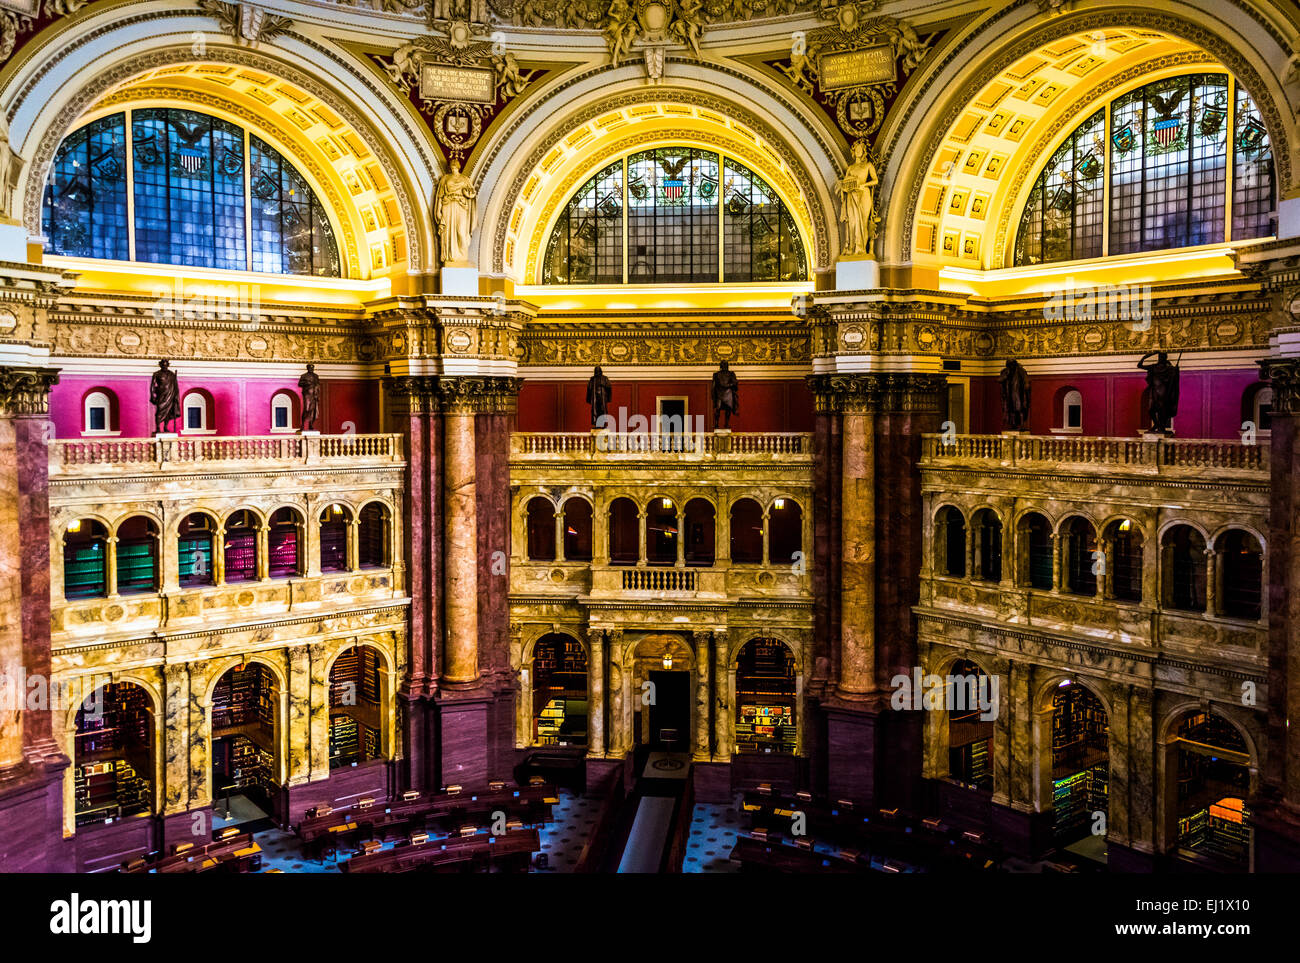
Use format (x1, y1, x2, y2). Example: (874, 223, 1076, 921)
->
(340, 828, 540, 874)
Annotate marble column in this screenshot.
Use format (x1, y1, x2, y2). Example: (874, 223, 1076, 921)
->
(838, 380, 877, 697)
(347, 519, 360, 572)
(256, 522, 269, 581)
(607, 629, 626, 756)
(713, 634, 731, 761)
(1050, 532, 1063, 592)
(1204, 548, 1219, 617)
(440, 383, 479, 686)
(637, 511, 647, 565)
(587, 628, 605, 757)
(692, 630, 711, 760)
(105, 535, 119, 597)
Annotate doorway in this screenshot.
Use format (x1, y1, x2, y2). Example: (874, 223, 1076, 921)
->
(646, 670, 690, 752)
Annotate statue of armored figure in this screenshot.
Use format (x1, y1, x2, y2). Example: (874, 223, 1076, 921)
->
(298, 363, 321, 432)
(712, 360, 739, 428)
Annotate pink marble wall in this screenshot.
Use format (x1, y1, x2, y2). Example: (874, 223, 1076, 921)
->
(49, 376, 378, 438)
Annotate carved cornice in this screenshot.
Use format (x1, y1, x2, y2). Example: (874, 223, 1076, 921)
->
(518, 317, 810, 366)
(807, 371, 944, 413)
(0, 365, 59, 416)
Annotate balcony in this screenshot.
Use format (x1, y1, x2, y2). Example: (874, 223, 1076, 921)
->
(917, 433, 1268, 660)
(51, 432, 402, 475)
(510, 431, 812, 462)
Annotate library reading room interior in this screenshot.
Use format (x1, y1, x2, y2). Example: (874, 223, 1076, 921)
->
(1, 0, 1300, 876)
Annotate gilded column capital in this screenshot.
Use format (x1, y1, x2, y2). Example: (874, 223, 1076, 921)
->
(0, 366, 58, 416)
(383, 374, 441, 414)
(806, 373, 881, 414)
(436, 375, 524, 414)
(878, 372, 947, 414)
(1259, 358, 1300, 416)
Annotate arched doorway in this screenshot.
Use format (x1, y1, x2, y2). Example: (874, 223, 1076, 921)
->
(73, 682, 154, 828)
(632, 636, 693, 753)
(211, 662, 280, 827)
(946, 659, 993, 790)
(1169, 711, 1251, 868)
(329, 645, 385, 768)
(531, 634, 587, 748)
(1049, 681, 1108, 847)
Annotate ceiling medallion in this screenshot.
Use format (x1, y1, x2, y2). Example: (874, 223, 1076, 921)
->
(781, 1, 930, 147)
(378, 8, 536, 161)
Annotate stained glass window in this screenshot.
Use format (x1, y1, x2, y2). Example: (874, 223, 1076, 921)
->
(44, 109, 341, 277)
(42, 114, 128, 261)
(1014, 74, 1274, 266)
(542, 149, 807, 284)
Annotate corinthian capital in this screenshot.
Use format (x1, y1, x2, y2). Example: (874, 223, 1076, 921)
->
(0, 366, 58, 416)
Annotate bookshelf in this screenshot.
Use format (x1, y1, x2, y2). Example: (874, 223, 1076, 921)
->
(531, 636, 588, 747)
(320, 518, 347, 572)
(115, 538, 157, 594)
(268, 523, 300, 578)
(64, 539, 106, 598)
(178, 534, 213, 585)
(74, 683, 153, 825)
(329, 646, 383, 767)
(1052, 763, 1108, 841)
(212, 664, 274, 733)
(735, 639, 796, 754)
(224, 530, 257, 582)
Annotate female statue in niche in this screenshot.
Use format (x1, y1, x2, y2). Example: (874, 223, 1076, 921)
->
(434, 157, 477, 265)
(835, 139, 879, 257)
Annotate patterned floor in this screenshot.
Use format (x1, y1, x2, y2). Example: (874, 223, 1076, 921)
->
(250, 788, 600, 873)
(682, 796, 744, 873)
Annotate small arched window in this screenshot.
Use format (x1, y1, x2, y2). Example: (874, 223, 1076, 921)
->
(1060, 389, 1083, 433)
(182, 391, 212, 433)
(1248, 384, 1273, 434)
(83, 390, 116, 435)
(270, 391, 296, 432)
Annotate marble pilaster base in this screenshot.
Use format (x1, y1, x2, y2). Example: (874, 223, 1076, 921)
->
(822, 699, 883, 805)
(584, 757, 623, 795)
(0, 757, 69, 872)
(284, 759, 393, 826)
(72, 814, 154, 873)
(990, 800, 1055, 860)
(691, 761, 733, 803)
(159, 806, 212, 849)
(436, 691, 491, 791)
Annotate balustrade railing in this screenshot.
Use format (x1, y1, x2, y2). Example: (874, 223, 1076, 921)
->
(920, 433, 1267, 473)
(50, 433, 403, 472)
(511, 431, 810, 458)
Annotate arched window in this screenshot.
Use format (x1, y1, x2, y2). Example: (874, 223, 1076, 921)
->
(767, 498, 802, 565)
(646, 496, 679, 565)
(178, 513, 216, 587)
(1220, 529, 1263, 621)
(1063, 517, 1098, 596)
(63, 519, 108, 599)
(1050, 681, 1108, 844)
(268, 507, 303, 578)
(319, 503, 350, 574)
(1243, 383, 1273, 433)
(115, 516, 159, 595)
(223, 510, 259, 583)
(270, 392, 296, 432)
(1172, 711, 1251, 865)
(212, 663, 279, 808)
(563, 499, 593, 562)
(1015, 74, 1273, 265)
(182, 391, 212, 433)
(972, 508, 1002, 582)
(542, 148, 807, 284)
(1105, 518, 1143, 603)
(525, 497, 556, 562)
(1163, 524, 1207, 612)
(44, 109, 340, 276)
(358, 503, 390, 569)
(684, 498, 716, 566)
(730, 498, 764, 565)
(608, 497, 640, 565)
(1059, 388, 1083, 433)
(83, 390, 116, 435)
(1019, 512, 1053, 590)
(74, 682, 153, 826)
(935, 506, 966, 577)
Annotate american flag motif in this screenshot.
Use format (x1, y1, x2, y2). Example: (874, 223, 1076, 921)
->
(177, 147, 205, 175)
(1153, 117, 1182, 147)
(664, 179, 684, 201)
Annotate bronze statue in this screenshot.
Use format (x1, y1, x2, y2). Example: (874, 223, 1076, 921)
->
(712, 360, 740, 429)
(586, 366, 612, 427)
(1139, 351, 1181, 433)
(298, 363, 321, 432)
(150, 360, 181, 435)
(997, 359, 1031, 431)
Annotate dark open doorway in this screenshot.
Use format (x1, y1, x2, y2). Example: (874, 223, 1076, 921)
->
(647, 670, 690, 752)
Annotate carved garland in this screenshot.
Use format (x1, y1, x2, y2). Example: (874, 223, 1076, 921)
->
(890, 4, 1295, 261)
(485, 79, 836, 275)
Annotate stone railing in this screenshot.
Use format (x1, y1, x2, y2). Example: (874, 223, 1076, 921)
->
(50, 433, 404, 474)
(511, 431, 812, 460)
(920, 433, 1268, 474)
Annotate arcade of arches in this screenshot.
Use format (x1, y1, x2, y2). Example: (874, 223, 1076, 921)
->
(1, 0, 1300, 876)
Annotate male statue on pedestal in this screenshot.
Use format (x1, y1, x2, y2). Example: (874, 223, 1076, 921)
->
(997, 358, 1031, 431)
(150, 359, 180, 435)
(1139, 351, 1181, 434)
(712, 360, 740, 429)
(298, 363, 321, 432)
(586, 365, 612, 428)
